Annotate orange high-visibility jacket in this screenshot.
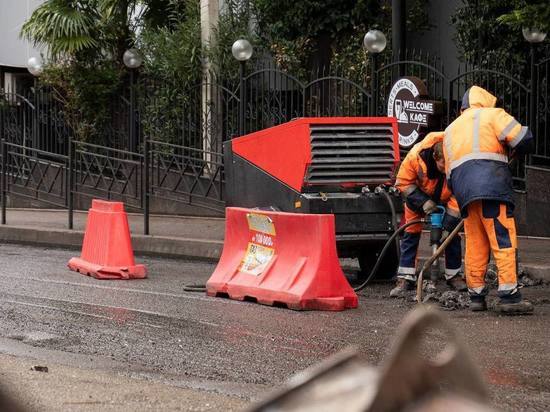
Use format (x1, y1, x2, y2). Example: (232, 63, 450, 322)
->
(396, 131, 459, 217)
(443, 86, 534, 213)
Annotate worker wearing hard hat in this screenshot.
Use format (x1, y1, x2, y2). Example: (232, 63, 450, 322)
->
(391, 132, 466, 297)
(443, 85, 534, 314)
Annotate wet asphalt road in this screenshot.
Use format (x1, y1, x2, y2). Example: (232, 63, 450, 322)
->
(0, 242, 549, 411)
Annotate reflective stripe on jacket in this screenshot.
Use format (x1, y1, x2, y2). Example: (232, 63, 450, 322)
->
(395, 131, 459, 217)
(444, 86, 534, 213)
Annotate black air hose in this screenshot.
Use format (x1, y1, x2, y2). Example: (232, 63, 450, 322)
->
(183, 284, 207, 292)
(380, 189, 401, 262)
(354, 218, 424, 292)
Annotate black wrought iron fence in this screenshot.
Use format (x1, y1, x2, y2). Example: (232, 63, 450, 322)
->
(147, 139, 224, 215)
(0, 88, 70, 155)
(1, 48, 549, 216)
(1, 140, 68, 224)
(533, 56, 550, 166)
(70, 141, 144, 211)
(238, 68, 371, 136)
(138, 78, 239, 153)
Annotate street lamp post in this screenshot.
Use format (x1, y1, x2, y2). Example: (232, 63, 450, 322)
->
(26, 56, 44, 188)
(523, 28, 547, 156)
(232, 39, 253, 136)
(123, 49, 143, 154)
(27, 57, 77, 228)
(363, 30, 387, 116)
(122, 48, 147, 233)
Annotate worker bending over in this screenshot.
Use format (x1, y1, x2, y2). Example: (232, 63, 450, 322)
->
(443, 86, 534, 314)
(391, 132, 466, 297)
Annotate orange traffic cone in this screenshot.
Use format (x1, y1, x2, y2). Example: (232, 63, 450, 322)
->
(68, 200, 147, 280)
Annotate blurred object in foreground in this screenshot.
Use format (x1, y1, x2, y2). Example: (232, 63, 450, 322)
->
(248, 306, 497, 412)
(0, 386, 25, 412)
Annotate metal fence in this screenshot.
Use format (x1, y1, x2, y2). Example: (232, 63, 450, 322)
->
(533, 56, 550, 167)
(1, 48, 549, 216)
(0, 88, 70, 154)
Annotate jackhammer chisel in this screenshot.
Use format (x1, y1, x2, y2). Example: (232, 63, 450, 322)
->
(416, 219, 465, 303)
(428, 206, 446, 281)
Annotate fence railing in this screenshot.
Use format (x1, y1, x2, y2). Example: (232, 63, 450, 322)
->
(1, 137, 224, 233)
(1, 140, 68, 224)
(1, 48, 549, 212)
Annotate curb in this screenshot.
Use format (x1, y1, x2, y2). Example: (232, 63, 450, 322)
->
(0, 225, 223, 262)
(1, 225, 548, 282)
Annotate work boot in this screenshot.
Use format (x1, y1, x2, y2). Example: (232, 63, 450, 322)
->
(494, 300, 534, 315)
(470, 295, 487, 312)
(389, 278, 415, 298)
(495, 292, 534, 315)
(447, 275, 467, 292)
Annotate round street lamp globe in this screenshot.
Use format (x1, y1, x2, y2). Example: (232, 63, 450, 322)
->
(27, 56, 43, 76)
(232, 39, 253, 61)
(123, 49, 143, 69)
(522, 28, 547, 43)
(363, 30, 387, 54)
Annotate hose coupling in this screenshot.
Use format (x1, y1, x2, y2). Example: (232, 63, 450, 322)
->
(388, 186, 400, 196)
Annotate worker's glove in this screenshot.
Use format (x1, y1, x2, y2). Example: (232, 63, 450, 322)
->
(440, 230, 450, 243)
(422, 199, 438, 214)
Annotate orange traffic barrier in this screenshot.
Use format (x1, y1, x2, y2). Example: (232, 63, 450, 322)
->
(206, 207, 358, 311)
(68, 200, 147, 280)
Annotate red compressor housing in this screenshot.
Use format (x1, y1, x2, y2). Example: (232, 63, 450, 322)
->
(224, 117, 403, 279)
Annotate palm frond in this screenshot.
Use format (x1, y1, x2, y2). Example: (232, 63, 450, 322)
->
(20, 0, 100, 59)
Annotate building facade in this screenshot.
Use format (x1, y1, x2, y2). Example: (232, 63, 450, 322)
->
(0, 0, 44, 93)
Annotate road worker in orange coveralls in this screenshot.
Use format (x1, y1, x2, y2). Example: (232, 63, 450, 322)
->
(390, 132, 467, 297)
(443, 86, 534, 314)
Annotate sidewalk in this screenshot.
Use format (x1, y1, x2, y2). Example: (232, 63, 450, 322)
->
(0, 209, 224, 261)
(0, 208, 549, 281)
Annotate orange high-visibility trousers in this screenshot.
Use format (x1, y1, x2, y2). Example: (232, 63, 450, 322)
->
(463, 200, 518, 297)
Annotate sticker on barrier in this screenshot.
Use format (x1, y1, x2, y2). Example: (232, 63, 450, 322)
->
(239, 242, 275, 276)
(239, 212, 276, 276)
(206, 207, 358, 311)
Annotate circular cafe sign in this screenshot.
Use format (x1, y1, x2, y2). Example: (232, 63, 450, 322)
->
(387, 77, 441, 148)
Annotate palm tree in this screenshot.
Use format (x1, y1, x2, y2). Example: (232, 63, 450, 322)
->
(20, 0, 153, 63)
(20, 0, 101, 60)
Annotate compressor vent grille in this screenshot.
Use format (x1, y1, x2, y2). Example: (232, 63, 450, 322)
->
(305, 124, 396, 185)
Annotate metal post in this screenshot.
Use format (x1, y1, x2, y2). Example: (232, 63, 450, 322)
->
(32, 78, 38, 150)
(392, 0, 406, 74)
(129, 69, 136, 153)
(1, 140, 7, 225)
(529, 44, 536, 163)
(371, 54, 378, 116)
(144, 138, 150, 235)
(0, 70, 4, 142)
(238, 61, 246, 136)
(68, 137, 74, 229)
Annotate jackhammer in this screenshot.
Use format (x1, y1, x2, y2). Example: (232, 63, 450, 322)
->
(427, 206, 446, 282)
(416, 219, 464, 302)
(354, 189, 464, 297)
